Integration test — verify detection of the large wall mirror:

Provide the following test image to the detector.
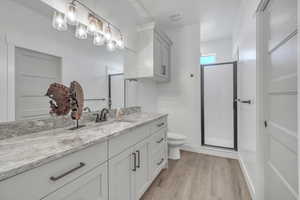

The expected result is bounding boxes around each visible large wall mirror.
[0,0,124,122]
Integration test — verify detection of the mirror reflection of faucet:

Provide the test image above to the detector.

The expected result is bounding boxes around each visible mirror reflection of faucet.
[83,107,92,113]
[116,108,124,121]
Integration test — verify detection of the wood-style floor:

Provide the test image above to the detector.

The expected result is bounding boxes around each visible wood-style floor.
[141,151,252,200]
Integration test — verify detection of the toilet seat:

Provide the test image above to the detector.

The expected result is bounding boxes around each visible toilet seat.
[168,133,186,141]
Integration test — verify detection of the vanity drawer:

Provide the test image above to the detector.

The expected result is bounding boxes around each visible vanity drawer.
[149,145,166,181]
[0,142,108,200]
[149,128,167,153]
[109,125,150,158]
[150,117,167,134]
[41,162,108,200]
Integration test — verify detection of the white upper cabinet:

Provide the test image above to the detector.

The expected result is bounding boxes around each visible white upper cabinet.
[124,22,172,82]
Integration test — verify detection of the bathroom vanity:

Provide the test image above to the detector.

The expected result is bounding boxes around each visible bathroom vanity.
[0,109,168,200]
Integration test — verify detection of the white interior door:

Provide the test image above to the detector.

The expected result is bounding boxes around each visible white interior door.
[264,0,298,199]
[15,47,61,120]
[202,63,236,149]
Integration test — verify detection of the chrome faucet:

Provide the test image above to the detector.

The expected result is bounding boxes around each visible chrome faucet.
[95,108,110,123]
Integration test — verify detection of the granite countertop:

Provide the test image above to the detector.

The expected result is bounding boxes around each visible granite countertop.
[0,112,167,182]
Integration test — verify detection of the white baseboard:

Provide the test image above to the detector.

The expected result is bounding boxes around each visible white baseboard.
[181,144,238,159]
[238,155,255,199]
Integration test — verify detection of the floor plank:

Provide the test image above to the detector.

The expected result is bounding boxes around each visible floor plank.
[141,151,252,200]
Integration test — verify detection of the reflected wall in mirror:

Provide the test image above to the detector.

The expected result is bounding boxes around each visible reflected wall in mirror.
[0,0,124,122]
[15,47,62,120]
[108,73,139,109]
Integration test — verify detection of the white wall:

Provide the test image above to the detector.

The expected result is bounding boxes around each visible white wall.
[136,79,158,113]
[201,38,233,63]
[157,23,201,151]
[0,0,124,121]
[232,0,261,197]
[298,0,300,196]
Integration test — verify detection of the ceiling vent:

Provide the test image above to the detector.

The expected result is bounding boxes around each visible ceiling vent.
[169,13,182,22]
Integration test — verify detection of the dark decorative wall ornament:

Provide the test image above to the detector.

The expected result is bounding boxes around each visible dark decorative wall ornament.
[70,81,84,120]
[46,81,84,129]
[46,83,71,116]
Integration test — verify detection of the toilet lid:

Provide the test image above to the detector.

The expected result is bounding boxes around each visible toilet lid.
[168,133,186,141]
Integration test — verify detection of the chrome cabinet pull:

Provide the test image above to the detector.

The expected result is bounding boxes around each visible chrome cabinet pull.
[136,150,141,168]
[132,152,137,172]
[157,122,165,127]
[50,162,85,181]
[156,138,164,144]
[157,158,164,166]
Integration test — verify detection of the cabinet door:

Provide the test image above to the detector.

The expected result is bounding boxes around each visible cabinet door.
[133,140,149,200]
[153,34,161,76]
[109,148,135,200]
[42,163,108,200]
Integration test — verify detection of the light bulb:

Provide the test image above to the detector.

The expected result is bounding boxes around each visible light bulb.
[52,11,67,31]
[107,40,116,51]
[66,2,77,25]
[88,15,98,35]
[104,25,112,41]
[93,33,105,46]
[116,35,125,49]
[75,24,88,39]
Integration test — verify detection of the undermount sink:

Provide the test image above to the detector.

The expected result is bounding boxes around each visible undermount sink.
[66,119,137,131]
[114,119,137,123]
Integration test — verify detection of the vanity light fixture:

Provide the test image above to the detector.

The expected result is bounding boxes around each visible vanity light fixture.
[116,34,124,49]
[93,33,106,46]
[51,0,125,52]
[75,23,88,39]
[104,24,112,41]
[88,14,99,35]
[107,40,116,51]
[66,2,77,25]
[52,11,68,31]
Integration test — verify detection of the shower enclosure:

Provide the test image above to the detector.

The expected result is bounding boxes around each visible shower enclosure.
[201,61,238,150]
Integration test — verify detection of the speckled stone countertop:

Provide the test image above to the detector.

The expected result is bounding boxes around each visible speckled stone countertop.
[0,112,167,181]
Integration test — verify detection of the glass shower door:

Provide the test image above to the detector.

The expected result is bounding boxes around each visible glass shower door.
[201,62,237,150]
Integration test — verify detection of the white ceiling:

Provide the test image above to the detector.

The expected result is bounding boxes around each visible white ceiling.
[130,0,241,42]
[15,0,240,42]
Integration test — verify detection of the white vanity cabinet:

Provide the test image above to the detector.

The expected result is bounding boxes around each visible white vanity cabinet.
[108,140,149,200]
[148,129,167,181]
[0,142,108,200]
[109,117,167,200]
[0,116,168,200]
[124,23,172,82]
[132,139,149,200]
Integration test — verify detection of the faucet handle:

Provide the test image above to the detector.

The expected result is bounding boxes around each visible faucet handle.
[116,108,124,121]
[94,113,101,122]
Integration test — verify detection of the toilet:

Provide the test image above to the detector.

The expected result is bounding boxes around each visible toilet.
[167,132,186,160]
